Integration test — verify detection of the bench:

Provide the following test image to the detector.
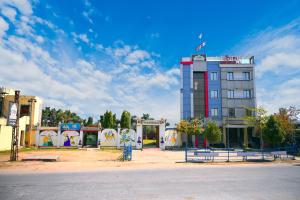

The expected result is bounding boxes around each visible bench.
[270,151,287,160]
[237,152,258,161]
[192,152,219,161]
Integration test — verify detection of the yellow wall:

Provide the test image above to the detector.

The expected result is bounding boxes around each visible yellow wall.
[0,125,12,151]
[1,94,42,147]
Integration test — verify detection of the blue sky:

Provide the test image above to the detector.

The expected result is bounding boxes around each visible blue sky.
[0,0,300,125]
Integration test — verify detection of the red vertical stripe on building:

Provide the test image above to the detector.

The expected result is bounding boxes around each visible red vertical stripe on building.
[204,71,209,118]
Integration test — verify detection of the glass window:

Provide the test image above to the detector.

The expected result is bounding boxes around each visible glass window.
[210,72,217,80]
[211,90,218,99]
[211,108,218,117]
[227,90,234,98]
[243,90,251,98]
[227,72,234,80]
[243,72,250,80]
[229,108,235,117]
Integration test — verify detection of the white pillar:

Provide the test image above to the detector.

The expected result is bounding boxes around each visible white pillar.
[159,124,165,150]
[117,127,121,149]
[57,123,61,148]
[79,130,83,148]
[97,130,101,148]
[136,124,142,149]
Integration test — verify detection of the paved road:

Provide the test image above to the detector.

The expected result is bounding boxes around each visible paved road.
[0,165,300,200]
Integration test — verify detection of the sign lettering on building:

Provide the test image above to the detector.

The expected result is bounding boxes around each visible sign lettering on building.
[60,123,81,131]
[193,54,206,61]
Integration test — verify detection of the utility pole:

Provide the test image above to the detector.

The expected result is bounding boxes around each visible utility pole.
[28,98,37,147]
[10,90,20,161]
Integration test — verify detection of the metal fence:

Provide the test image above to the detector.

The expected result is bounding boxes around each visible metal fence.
[185,146,296,162]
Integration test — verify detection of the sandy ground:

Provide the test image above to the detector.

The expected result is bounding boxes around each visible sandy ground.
[0,148,299,173]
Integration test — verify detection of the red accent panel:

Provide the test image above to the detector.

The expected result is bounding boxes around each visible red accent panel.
[195,137,199,148]
[203,138,207,148]
[180,61,193,65]
[204,72,209,118]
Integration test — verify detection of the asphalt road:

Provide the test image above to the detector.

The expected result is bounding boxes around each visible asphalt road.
[0,165,300,200]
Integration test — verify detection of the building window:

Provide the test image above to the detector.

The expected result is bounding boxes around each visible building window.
[211,90,218,99]
[211,108,218,117]
[229,108,235,117]
[243,72,250,80]
[227,90,234,98]
[20,105,30,117]
[210,72,217,80]
[227,72,234,80]
[243,90,251,98]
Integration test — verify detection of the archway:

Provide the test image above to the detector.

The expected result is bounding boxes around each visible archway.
[136,118,166,150]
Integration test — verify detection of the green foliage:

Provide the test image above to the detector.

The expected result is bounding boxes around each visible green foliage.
[263,115,285,147]
[120,110,131,129]
[176,119,204,135]
[203,121,222,144]
[41,107,82,126]
[101,110,116,129]
[176,120,191,135]
[84,116,93,126]
[243,106,268,134]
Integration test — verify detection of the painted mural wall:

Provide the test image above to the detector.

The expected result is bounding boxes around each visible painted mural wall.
[164,129,182,147]
[61,130,80,147]
[39,130,58,147]
[119,129,136,146]
[100,129,117,146]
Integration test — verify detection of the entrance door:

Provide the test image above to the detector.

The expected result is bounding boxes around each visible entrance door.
[142,125,159,148]
[83,132,98,147]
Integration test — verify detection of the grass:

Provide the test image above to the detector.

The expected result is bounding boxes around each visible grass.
[143,139,156,146]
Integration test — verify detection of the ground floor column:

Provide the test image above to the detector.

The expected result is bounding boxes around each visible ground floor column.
[79,130,83,148]
[222,126,226,147]
[159,124,165,150]
[243,128,248,148]
[136,125,142,149]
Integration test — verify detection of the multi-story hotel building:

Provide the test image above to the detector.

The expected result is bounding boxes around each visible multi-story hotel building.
[180,55,257,148]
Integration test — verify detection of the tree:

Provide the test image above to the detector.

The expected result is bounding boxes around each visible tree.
[101,111,115,129]
[243,106,268,149]
[131,115,137,130]
[203,121,222,144]
[120,110,131,129]
[84,116,93,126]
[176,119,204,147]
[41,107,83,126]
[263,115,285,148]
[274,106,300,145]
[176,120,191,136]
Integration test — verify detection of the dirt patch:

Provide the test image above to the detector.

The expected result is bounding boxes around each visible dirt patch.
[0,148,299,173]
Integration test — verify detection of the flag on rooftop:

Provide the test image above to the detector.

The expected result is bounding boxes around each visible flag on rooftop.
[196,42,206,51]
[198,33,202,40]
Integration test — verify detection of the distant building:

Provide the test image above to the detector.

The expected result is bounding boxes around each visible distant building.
[0,87,43,150]
[180,55,257,148]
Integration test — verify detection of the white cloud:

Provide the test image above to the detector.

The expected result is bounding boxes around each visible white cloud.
[234,18,300,114]
[125,50,151,65]
[150,32,160,39]
[78,34,89,44]
[0,17,9,38]
[0,0,181,126]
[1,6,17,22]
[0,0,32,16]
